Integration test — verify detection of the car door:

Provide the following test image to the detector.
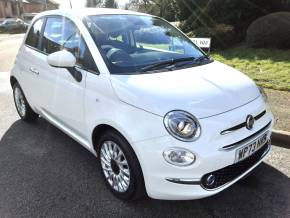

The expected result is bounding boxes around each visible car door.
[37,16,99,142]
[19,18,45,110]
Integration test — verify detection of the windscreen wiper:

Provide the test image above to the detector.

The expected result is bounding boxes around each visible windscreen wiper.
[175,55,213,68]
[194,55,212,63]
[140,57,196,72]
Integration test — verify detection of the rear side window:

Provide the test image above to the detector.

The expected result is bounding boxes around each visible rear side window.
[42,16,98,73]
[25,18,44,49]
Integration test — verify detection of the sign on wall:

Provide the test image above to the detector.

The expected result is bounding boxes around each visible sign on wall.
[190,38,211,51]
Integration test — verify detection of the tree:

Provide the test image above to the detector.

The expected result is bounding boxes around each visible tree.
[123,0,290,47]
[175,0,206,21]
[105,0,118,8]
[85,0,103,7]
[17,0,24,18]
[85,0,117,8]
[126,0,178,21]
[176,0,290,41]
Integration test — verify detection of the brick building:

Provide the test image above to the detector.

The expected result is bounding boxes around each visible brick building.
[0,0,59,18]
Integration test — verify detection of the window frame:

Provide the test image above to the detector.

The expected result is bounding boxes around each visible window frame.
[25,15,99,75]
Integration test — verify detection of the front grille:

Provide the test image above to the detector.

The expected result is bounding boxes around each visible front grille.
[222,121,271,150]
[201,143,270,190]
[220,110,266,135]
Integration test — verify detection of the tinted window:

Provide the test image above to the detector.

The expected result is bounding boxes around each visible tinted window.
[25,18,44,49]
[42,16,98,73]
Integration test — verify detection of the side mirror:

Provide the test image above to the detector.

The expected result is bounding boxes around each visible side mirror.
[47,50,76,68]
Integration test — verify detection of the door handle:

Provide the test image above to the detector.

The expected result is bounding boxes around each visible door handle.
[29,67,39,75]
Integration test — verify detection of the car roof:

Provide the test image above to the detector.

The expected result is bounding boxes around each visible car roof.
[34,8,151,21]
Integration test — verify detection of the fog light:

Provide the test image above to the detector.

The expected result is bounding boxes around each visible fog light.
[205,174,216,186]
[163,148,196,166]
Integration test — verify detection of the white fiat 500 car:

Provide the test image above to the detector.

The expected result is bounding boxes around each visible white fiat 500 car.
[11,9,273,201]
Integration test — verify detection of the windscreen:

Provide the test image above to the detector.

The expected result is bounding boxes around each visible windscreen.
[84,15,208,74]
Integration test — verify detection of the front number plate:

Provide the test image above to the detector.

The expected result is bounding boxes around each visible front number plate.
[235,132,268,163]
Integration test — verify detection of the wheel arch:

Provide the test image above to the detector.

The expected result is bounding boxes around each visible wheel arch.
[91,124,132,153]
[10,76,18,88]
[91,123,146,198]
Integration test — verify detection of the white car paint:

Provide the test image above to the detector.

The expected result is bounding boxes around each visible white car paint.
[11,8,273,200]
[47,50,76,68]
[111,61,260,118]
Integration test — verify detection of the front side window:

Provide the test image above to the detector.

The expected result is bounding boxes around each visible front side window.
[42,17,76,54]
[42,16,98,73]
[84,15,210,75]
[25,18,44,49]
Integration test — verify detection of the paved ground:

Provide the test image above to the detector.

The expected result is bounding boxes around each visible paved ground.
[0,34,24,72]
[0,35,290,218]
[266,89,290,132]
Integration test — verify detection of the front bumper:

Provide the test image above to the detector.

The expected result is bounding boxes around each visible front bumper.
[131,96,273,200]
[133,137,271,200]
[200,142,270,190]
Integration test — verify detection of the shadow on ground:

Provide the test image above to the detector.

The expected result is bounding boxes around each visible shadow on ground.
[0,119,289,217]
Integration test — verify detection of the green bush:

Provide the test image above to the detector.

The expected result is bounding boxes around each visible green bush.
[187,24,237,49]
[176,0,290,48]
[176,0,289,42]
[246,12,290,49]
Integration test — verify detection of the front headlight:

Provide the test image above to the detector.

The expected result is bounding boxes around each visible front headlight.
[164,110,201,142]
[258,86,268,102]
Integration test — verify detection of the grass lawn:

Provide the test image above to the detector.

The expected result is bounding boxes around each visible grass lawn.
[212,46,290,91]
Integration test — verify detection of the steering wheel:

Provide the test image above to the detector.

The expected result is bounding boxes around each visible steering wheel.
[101,44,114,53]
[106,48,132,66]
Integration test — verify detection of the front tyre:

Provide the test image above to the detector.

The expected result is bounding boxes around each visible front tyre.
[13,82,38,122]
[97,131,145,201]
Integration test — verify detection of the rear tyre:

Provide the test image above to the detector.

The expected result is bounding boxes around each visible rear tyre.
[13,82,38,122]
[97,130,145,201]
